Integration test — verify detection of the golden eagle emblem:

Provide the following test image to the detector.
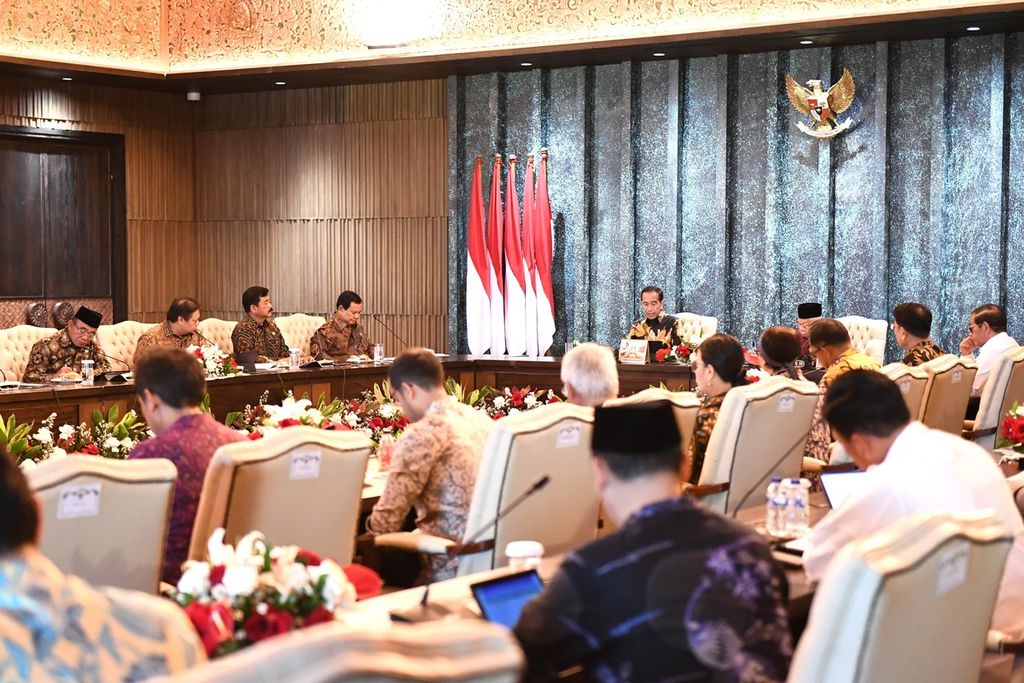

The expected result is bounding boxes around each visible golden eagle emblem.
[785,67,855,138]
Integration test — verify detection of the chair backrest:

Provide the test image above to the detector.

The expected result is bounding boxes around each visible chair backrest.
[189,426,373,565]
[670,311,718,341]
[96,320,152,370]
[603,387,701,458]
[150,619,522,683]
[25,455,177,593]
[789,510,1012,683]
[972,347,1024,450]
[919,354,978,435]
[698,376,819,515]
[836,315,888,365]
[0,324,57,379]
[458,403,597,577]
[197,317,237,353]
[879,362,930,421]
[276,313,327,357]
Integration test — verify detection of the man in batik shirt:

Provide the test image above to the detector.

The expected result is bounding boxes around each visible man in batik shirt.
[22,306,110,382]
[230,285,288,361]
[0,445,204,680]
[627,286,685,349]
[366,349,493,580]
[892,302,945,367]
[515,401,791,681]
[309,290,373,360]
[133,297,215,365]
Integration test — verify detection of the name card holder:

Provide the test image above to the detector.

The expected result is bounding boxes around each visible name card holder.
[619,339,649,365]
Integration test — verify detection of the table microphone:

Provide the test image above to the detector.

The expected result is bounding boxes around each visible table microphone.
[728,428,813,519]
[391,474,551,623]
[368,313,410,353]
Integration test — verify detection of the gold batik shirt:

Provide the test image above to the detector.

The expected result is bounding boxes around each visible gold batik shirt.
[628,312,685,347]
[133,322,215,365]
[804,349,881,462]
[901,339,945,367]
[309,318,372,360]
[230,314,288,359]
[22,329,110,383]
[687,393,725,485]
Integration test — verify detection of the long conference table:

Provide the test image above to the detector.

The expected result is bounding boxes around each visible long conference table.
[0,356,694,426]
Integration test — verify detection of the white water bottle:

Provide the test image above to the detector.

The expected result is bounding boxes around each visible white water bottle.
[785,478,810,537]
[765,477,783,537]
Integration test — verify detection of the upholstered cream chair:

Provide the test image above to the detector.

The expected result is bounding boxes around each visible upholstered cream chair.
[604,387,701,456]
[879,362,930,420]
[836,315,887,365]
[276,313,327,357]
[789,510,1012,683]
[964,347,1024,451]
[919,354,978,435]
[670,311,718,341]
[150,619,522,683]
[0,324,56,380]
[695,376,818,515]
[25,455,177,593]
[96,320,151,370]
[197,318,237,353]
[375,403,597,577]
[189,426,373,565]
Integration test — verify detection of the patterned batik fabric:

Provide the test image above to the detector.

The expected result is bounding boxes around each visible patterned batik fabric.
[366,397,494,580]
[687,393,726,485]
[804,349,882,463]
[514,496,792,683]
[230,313,288,360]
[901,339,946,367]
[308,318,372,360]
[0,549,205,682]
[133,321,215,365]
[627,312,684,347]
[22,329,110,383]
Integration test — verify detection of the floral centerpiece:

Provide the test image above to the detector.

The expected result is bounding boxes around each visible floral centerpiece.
[170,528,368,658]
[654,338,698,364]
[225,391,351,440]
[336,382,410,444]
[482,385,560,419]
[188,345,241,379]
[17,406,151,468]
[998,402,1024,455]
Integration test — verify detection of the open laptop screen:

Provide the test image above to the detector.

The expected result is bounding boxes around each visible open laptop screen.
[820,470,867,510]
[470,570,544,629]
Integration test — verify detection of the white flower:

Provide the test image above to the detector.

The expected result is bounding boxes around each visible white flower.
[221,564,260,598]
[492,396,507,409]
[379,404,398,420]
[305,408,325,426]
[344,412,360,428]
[103,436,121,452]
[508,408,521,416]
[275,562,313,596]
[19,459,36,471]
[58,424,76,441]
[308,560,356,610]
[270,545,299,566]
[120,437,134,451]
[523,393,538,407]
[177,562,212,597]
[50,448,67,461]
[32,428,52,444]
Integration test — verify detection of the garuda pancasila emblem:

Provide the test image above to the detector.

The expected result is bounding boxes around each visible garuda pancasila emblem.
[785,68,855,139]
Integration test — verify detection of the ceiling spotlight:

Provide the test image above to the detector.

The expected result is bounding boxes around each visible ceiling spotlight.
[652,51,666,57]
[61,76,73,81]
[800,39,814,45]
[275,81,286,86]
[966,25,981,31]
[520,62,533,67]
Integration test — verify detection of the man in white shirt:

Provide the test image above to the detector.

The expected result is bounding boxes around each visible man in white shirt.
[960,303,1020,398]
[803,369,1024,682]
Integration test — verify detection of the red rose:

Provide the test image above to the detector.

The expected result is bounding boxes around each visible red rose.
[1003,417,1016,440]
[304,605,334,627]
[295,548,322,566]
[244,606,294,644]
[746,374,760,384]
[547,394,560,404]
[209,564,227,587]
[655,348,670,363]
[278,418,301,428]
[342,563,383,600]
[247,431,263,440]
[678,346,692,357]
[225,358,238,369]
[193,348,204,360]
[81,443,100,455]
[185,601,234,656]
[1011,418,1024,445]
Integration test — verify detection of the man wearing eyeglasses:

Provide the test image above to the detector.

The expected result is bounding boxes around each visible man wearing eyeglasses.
[22,306,111,382]
[959,303,1019,399]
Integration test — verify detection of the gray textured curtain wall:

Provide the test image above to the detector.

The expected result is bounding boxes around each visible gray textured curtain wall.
[447,34,1024,359]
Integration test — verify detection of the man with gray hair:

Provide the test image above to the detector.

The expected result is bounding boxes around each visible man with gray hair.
[560,343,619,406]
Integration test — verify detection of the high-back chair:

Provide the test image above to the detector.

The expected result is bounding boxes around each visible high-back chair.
[964,347,1024,451]
[25,455,177,593]
[375,403,597,577]
[879,362,930,420]
[150,619,522,683]
[670,311,718,341]
[189,426,373,565]
[276,313,327,357]
[837,315,887,365]
[197,318,237,353]
[696,376,818,515]
[604,387,701,456]
[96,320,151,370]
[919,354,978,435]
[789,510,1012,683]
[0,324,56,380]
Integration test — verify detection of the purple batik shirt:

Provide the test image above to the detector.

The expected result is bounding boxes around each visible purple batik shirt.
[130,413,245,584]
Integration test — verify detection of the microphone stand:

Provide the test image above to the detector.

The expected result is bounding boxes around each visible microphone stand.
[369,313,410,354]
[391,474,551,623]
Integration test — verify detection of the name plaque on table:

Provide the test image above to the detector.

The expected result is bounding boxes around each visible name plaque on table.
[618,339,649,365]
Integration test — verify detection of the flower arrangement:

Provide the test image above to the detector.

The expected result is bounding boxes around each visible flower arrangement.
[444,377,492,408]
[225,391,350,440]
[0,414,43,464]
[336,382,410,444]
[170,528,370,658]
[654,339,698,364]
[998,402,1024,454]
[188,345,241,379]
[482,385,561,419]
[17,406,151,468]
[745,368,770,384]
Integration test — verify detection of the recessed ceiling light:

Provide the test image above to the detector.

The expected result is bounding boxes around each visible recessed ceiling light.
[520,62,532,67]
[274,81,286,86]
[966,25,981,31]
[61,76,73,81]
[800,39,814,45]
[652,52,666,57]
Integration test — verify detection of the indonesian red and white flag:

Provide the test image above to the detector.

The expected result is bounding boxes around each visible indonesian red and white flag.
[534,150,556,355]
[521,154,538,357]
[503,156,528,356]
[486,155,505,355]
[465,156,490,355]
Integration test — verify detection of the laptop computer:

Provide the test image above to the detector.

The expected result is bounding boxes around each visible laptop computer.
[820,470,867,510]
[470,570,544,629]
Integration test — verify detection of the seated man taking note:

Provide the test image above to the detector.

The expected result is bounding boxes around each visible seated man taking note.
[22,306,110,383]
[515,401,792,682]
[309,290,373,360]
[133,297,214,365]
[231,285,288,361]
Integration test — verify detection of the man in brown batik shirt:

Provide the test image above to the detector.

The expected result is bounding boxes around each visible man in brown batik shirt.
[231,285,288,361]
[309,290,373,360]
[134,297,214,365]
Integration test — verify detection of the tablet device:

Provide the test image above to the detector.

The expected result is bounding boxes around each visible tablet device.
[820,470,867,510]
[470,570,544,629]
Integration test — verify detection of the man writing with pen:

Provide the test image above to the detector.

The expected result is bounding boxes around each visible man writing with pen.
[309,291,374,361]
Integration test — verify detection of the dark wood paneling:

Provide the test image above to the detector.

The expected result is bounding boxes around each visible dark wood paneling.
[0,138,43,296]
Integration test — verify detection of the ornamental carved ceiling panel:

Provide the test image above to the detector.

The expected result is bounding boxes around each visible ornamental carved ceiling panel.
[0,0,1007,73]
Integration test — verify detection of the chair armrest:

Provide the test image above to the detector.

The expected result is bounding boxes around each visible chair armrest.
[962,423,998,440]
[802,457,826,473]
[687,483,730,498]
[986,629,1024,654]
[374,531,456,555]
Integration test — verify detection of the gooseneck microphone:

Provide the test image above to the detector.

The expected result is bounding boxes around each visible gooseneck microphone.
[391,474,551,623]
[368,313,410,353]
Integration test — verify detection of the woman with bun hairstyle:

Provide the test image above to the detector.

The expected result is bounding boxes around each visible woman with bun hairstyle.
[686,333,746,484]
[757,326,804,380]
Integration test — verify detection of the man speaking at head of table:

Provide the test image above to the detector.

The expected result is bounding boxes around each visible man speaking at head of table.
[626,286,686,352]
